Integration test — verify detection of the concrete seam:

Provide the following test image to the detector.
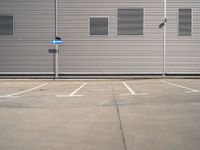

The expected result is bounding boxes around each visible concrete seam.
[111,81,127,150]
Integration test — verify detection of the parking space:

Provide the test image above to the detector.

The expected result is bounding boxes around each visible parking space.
[0,79,200,150]
[0,81,48,98]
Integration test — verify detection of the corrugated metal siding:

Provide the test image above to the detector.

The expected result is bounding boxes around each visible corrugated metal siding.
[0,0,199,75]
[0,0,54,73]
[166,0,200,73]
[59,0,164,74]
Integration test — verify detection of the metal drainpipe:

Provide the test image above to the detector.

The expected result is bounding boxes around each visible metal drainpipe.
[55,0,59,79]
[163,0,167,78]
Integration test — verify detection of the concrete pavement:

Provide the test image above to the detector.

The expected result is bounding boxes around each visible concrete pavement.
[0,79,200,150]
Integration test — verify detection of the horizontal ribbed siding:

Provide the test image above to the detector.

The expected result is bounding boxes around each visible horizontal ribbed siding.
[0,0,199,75]
[0,0,54,73]
[59,0,163,73]
[166,0,200,73]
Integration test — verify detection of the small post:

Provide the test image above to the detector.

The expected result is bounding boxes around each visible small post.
[55,0,59,79]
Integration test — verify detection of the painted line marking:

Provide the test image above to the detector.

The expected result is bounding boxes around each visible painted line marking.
[0,83,48,98]
[121,82,148,96]
[57,83,87,97]
[161,80,200,93]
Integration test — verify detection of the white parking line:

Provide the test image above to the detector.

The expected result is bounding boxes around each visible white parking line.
[0,83,48,98]
[161,80,200,93]
[121,82,148,96]
[57,83,87,97]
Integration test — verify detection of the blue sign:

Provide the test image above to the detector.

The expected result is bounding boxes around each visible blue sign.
[51,39,63,45]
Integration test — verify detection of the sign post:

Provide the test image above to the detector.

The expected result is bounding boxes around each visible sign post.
[50,40,63,81]
[55,0,58,79]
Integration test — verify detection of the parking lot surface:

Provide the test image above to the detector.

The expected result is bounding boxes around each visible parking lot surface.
[0,79,200,150]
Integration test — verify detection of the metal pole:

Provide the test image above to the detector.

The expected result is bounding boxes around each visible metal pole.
[163,0,167,78]
[55,0,59,79]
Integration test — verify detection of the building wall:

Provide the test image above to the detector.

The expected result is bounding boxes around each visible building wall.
[0,0,54,74]
[58,0,164,74]
[0,0,199,75]
[166,0,200,73]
